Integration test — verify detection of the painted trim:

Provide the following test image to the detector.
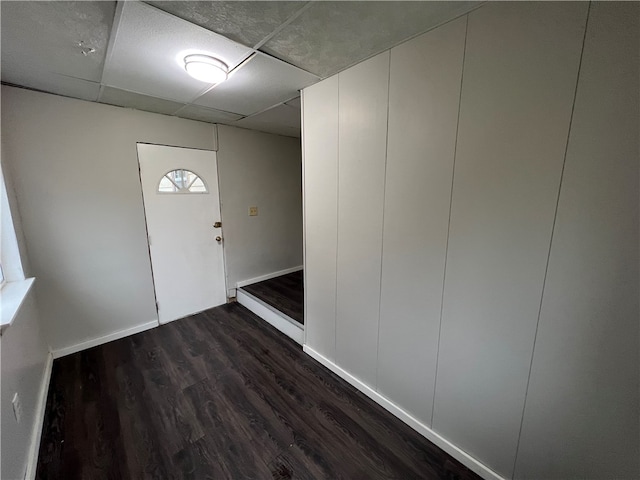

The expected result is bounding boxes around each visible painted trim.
[303,345,505,480]
[300,90,309,347]
[51,320,158,359]
[25,352,53,480]
[0,277,35,334]
[235,265,303,289]
[237,289,304,345]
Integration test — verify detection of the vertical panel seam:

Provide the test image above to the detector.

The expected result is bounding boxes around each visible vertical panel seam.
[375,50,393,391]
[334,75,340,362]
[430,14,469,427]
[510,4,591,478]
[250,1,315,51]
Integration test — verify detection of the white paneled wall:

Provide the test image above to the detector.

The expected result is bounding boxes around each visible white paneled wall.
[514,3,640,478]
[302,2,638,479]
[302,76,339,360]
[377,17,466,425]
[432,3,588,476]
[335,52,390,387]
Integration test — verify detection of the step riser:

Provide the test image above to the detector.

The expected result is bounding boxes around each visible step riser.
[237,289,304,345]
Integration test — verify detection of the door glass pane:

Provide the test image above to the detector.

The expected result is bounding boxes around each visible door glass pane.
[189,177,207,192]
[158,169,208,194]
[158,175,176,192]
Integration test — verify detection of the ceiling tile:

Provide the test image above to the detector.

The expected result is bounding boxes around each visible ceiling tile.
[262,1,481,77]
[1,1,115,83]
[194,52,318,116]
[145,1,308,49]
[175,104,244,124]
[235,104,301,138]
[99,87,184,115]
[102,1,253,103]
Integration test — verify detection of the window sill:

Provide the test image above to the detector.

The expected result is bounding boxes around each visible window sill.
[0,277,35,335]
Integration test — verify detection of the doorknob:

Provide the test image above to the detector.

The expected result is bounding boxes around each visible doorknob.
[213,221,222,228]
[215,236,222,242]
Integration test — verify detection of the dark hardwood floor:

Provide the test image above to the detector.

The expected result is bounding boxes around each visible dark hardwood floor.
[36,303,480,480]
[242,270,304,324]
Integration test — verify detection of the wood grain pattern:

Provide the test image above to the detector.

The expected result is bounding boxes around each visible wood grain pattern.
[36,303,479,480]
[241,270,304,324]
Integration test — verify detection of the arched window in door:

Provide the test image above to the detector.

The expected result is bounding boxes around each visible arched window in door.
[157,169,208,193]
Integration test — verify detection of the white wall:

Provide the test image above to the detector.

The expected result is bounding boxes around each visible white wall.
[302,2,639,479]
[433,3,587,474]
[335,51,389,387]
[1,147,50,480]
[1,294,50,480]
[2,86,215,353]
[1,87,303,354]
[378,14,465,425]
[302,76,339,360]
[217,125,303,293]
[514,3,639,478]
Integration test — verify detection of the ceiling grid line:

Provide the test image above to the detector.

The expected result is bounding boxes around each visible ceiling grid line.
[1,1,484,138]
[250,1,316,52]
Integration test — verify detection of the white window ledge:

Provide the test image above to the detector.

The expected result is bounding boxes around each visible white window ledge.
[0,277,35,335]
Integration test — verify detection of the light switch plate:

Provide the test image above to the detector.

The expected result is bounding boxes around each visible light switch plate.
[249,206,258,216]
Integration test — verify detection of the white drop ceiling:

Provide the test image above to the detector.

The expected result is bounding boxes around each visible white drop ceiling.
[1,1,482,138]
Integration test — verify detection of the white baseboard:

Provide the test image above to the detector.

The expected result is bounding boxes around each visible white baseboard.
[237,289,304,345]
[51,320,158,359]
[302,345,505,480]
[235,265,303,289]
[25,352,53,480]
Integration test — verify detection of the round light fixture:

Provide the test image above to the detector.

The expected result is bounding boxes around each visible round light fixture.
[184,55,228,84]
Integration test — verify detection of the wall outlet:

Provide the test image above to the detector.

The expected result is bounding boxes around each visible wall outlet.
[12,392,22,423]
[249,206,258,216]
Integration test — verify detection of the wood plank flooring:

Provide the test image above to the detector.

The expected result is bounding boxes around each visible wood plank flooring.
[242,270,304,324]
[36,303,480,480]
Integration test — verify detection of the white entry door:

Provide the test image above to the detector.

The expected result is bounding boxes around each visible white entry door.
[137,143,227,324]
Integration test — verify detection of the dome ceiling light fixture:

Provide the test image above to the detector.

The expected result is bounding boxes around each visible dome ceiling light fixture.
[184,54,229,84]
